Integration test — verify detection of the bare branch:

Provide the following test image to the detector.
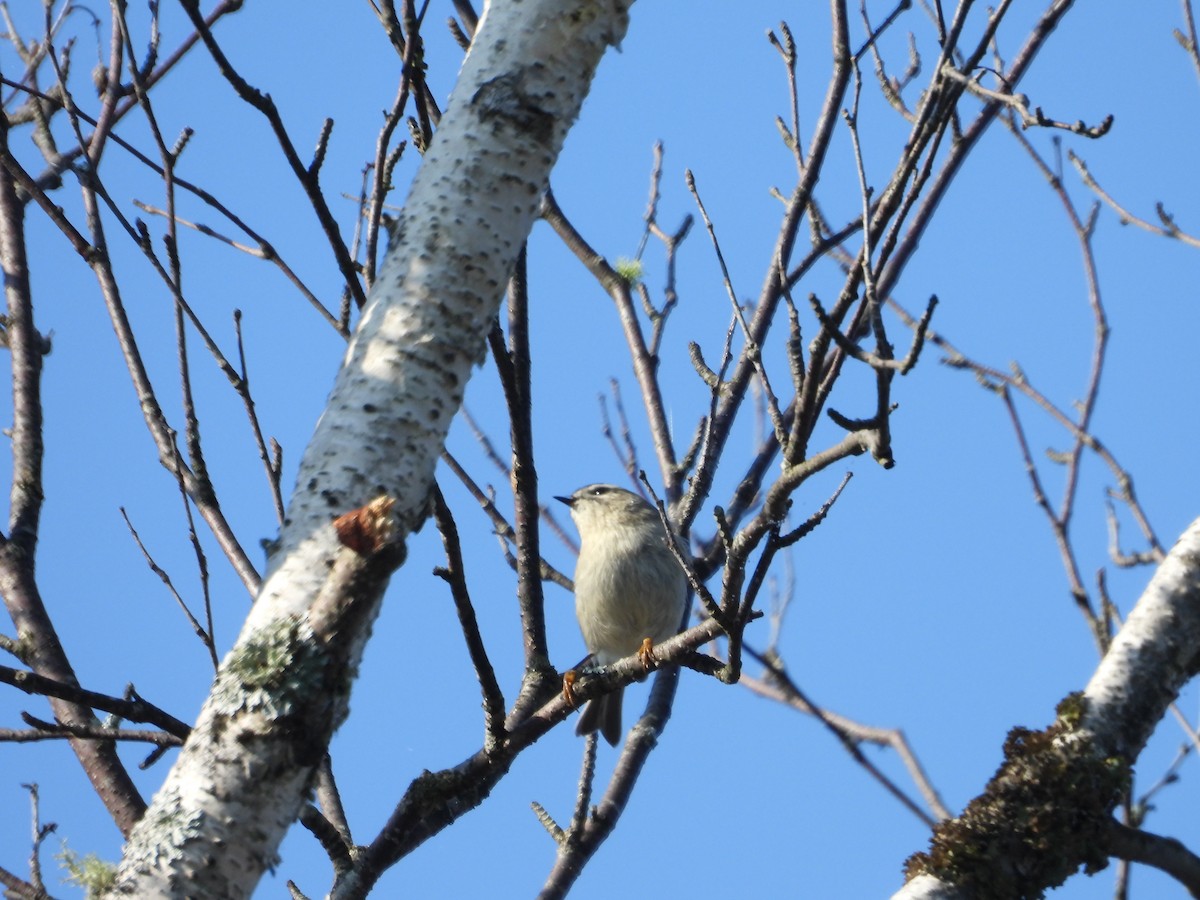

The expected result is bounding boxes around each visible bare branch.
[1069,150,1200,249]
[1105,822,1200,898]
[0,664,189,738]
[430,486,506,747]
[176,0,367,311]
[120,507,219,670]
[942,63,1113,137]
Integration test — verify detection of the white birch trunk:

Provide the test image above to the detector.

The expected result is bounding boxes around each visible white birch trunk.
[105,2,633,896]
[893,517,1200,899]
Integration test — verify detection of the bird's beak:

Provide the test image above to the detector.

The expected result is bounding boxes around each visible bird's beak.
[554,495,574,507]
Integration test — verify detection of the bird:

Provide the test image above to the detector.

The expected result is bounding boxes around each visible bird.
[555,483,689,746]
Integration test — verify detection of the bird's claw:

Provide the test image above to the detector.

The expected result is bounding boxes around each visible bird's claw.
[562,669,579,708]
[637,637,658,671]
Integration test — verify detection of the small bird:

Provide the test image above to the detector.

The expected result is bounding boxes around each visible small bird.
[556,484,689,746]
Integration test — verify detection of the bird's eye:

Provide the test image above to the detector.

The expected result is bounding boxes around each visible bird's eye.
[590,486,608,496]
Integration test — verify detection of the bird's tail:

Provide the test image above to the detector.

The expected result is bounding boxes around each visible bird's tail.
[576,686,624,747]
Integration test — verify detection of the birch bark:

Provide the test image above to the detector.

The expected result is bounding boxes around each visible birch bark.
[106,2,634,896]
[894,518,1200,899]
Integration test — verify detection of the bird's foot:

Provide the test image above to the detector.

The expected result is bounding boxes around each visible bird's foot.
[637,637,658,671]
[562,669,579,708]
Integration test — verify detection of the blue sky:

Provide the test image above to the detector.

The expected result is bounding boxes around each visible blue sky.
[1,1,1198,897]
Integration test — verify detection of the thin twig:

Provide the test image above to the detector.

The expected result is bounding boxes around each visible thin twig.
[941,62,1113,137]
[120,507,219,669]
